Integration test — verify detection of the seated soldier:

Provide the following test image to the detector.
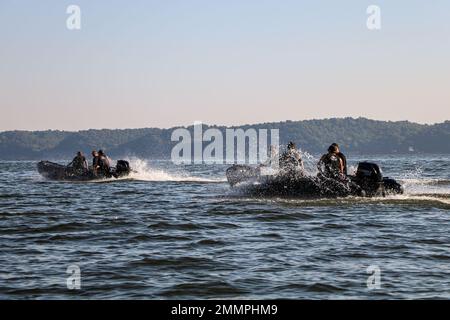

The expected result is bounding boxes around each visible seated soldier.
[318,144,344,179]
[68,151,88,174]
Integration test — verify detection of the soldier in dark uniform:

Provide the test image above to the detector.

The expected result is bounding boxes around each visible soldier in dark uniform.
[331,143,347,176]
[68,151,88,174]
[318,145,344,179]
[97,150,111,177]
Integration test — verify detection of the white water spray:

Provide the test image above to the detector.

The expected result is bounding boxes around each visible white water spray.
[125,158,226,183]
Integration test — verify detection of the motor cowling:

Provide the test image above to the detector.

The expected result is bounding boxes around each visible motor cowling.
[355,162,384,196]
[115,160,130,175]
[356,162,383,182]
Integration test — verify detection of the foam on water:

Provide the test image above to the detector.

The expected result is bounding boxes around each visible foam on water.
[397,167,450,195]
[226,193,450,208]
[126,158,225,183]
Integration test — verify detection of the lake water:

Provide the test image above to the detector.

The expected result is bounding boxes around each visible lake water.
[0,155,449,299]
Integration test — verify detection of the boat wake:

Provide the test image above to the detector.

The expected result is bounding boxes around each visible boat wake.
[227,172,450,208]
[225,190,450,209]
[124,159,226,183]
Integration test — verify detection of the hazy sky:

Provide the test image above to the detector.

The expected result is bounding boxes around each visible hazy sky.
[1,0,449,131]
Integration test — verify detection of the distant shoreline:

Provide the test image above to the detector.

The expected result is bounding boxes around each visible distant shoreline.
[1,117,449,160]
[1,117,449,134]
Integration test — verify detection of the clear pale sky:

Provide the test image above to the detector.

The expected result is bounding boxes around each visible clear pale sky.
[1,0,449,131]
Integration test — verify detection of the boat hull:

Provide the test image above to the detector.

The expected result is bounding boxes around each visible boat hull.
[226,164,403,198]
[37,161,131,181]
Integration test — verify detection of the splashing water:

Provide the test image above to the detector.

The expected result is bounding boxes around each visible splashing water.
[396,166,450,195]
[299,150,320,176]
[125,158,225,183]
[232,149,450,204]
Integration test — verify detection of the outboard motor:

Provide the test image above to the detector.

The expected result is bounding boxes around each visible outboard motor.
[115,160,131,177]
[355,162,385,196]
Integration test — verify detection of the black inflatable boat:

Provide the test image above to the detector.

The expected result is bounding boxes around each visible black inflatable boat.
[226,162,403,197]
[37,160,131,181]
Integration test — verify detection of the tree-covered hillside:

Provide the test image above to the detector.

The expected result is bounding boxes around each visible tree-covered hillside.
[0,118,448,160]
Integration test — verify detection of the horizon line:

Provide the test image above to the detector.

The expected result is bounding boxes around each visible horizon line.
[1,117,449,134]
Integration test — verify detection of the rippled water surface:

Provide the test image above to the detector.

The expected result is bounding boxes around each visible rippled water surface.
[0,155,449,299]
